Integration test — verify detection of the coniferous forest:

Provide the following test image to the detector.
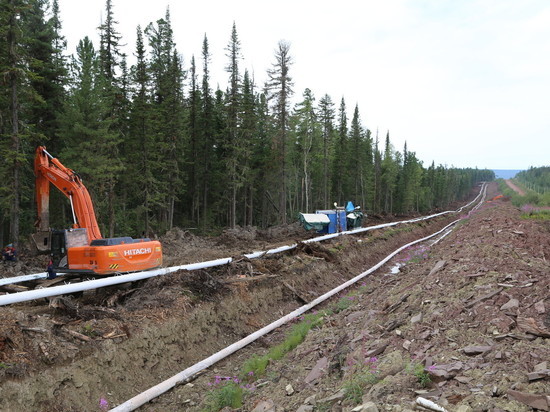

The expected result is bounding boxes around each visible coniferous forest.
[0,0,495,248]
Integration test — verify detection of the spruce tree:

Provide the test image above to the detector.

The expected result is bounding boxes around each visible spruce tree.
[317,94,335,208]
[198,34,215,228]
[127,26,155,235]
[145,9,184,231]
[224,22,242,228]
[267,40,293,224]
[0,0,27,249]
[331,98,348,204]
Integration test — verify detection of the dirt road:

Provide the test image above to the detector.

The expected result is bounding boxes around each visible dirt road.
[505,179,526,196]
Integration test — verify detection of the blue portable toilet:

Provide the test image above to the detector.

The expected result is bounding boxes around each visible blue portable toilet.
[315,208,347,234]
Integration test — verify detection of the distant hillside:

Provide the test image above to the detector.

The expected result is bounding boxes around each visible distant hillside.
[493,169,523,179]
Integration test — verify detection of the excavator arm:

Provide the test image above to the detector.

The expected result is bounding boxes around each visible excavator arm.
[34,146,102,243]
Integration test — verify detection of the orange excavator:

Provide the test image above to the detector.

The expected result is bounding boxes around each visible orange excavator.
[33,146,162,275]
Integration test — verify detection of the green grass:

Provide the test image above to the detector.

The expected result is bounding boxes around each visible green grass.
[202,381,243,412]
[342,361,381,403]
[240,312,325,378]
[407,362,431,388]
[521,209,550,220]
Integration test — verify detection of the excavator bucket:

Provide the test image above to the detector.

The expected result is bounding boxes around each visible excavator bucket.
[31,230,51,253]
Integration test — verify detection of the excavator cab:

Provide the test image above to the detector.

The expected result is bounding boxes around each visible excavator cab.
[50,229,91,272]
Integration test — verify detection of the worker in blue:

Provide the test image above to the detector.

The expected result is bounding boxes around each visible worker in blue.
[46,258,57,280]
[2,244,16,262]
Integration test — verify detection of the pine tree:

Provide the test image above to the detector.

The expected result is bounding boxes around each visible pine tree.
[97,0,126,236]
[198,34,214,228]
[22,0,67,146]
[224,22,242,228]
[267,40,293,224]
[373,130,383,213]
[145,9,184,231]
[58,37,120,235]
[126,26,155,235]
[291,88,321,213]
[240,70,260,226]
[317,94,335,208]
[185,55,201,224]
[0,0,28,249]
[332,98,348,204]
[381,131,398,213]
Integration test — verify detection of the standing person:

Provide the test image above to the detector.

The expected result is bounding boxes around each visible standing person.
[46,258,57,280]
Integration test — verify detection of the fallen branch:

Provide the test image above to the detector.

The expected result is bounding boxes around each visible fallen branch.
[64,329,92,342]
[21,327,48,334]
[464,287,504,308]
[280,280,309,304]
[221,274,277,284]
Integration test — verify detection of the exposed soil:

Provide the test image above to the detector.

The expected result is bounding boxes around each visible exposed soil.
[505,180,526,196]
[0,182,548,412]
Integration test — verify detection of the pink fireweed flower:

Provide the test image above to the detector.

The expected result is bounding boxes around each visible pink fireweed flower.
[99,398,109,411]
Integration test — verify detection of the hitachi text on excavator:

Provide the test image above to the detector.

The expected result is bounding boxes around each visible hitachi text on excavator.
[33,146,162,275]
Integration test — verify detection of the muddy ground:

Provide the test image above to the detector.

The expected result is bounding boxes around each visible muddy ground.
[0,181,548,412]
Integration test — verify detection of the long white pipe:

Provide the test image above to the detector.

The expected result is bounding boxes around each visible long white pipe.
[0,183,486,305]
[111,186,487,411]
[110,218,462,412]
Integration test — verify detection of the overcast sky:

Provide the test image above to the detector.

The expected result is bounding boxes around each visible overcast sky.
[57,0,550,171]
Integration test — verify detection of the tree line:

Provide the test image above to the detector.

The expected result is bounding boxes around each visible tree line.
[0,0,494,249]
[515,166,550,195]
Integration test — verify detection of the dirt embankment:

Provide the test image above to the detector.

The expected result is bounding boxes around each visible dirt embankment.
[1,182,548,411]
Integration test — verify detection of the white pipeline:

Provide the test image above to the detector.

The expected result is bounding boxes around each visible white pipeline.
[0,183,486,306]
[0,272,51,286]
[110,218,462,411]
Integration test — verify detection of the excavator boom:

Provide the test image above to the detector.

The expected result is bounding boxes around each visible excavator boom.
[33,146,162,275]
[35,146,102,242]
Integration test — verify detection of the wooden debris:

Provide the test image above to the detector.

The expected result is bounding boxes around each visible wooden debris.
[280,280,309,304]
[21,326,48,334]
[221,274,277,284]
[465,272,486,278]
[500,298,519,311]
[0,284,28,293]
[64,329,92,342]
[384,293,410,314]
[464,287,504,308]
[106,289,138,307]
